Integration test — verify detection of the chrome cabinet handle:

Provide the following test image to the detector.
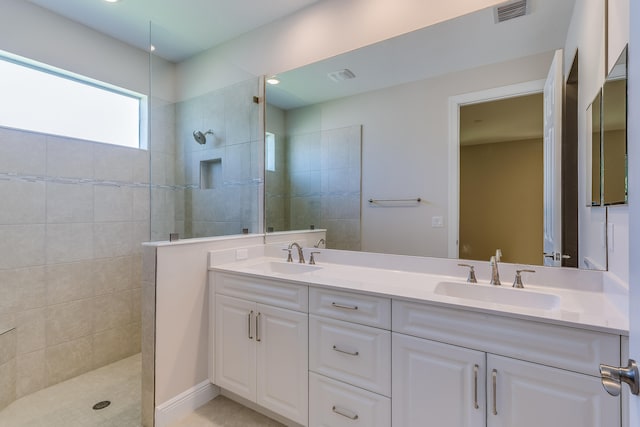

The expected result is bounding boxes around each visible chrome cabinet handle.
[473,364,479,409]
[331,302,358,310]
[255,312,261,342]
[248,311,253,339]
[332,405,359,420]
[492,369,498,415]
[332,345,359,356]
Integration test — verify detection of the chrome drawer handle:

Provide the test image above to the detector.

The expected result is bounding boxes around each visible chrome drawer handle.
[331,302,358,310]
[333,345,359,356]
[248,311,253,340]
[473,364,479,409]
[255,312,261,342]
[492,369,498,416]
[332,405,359,420]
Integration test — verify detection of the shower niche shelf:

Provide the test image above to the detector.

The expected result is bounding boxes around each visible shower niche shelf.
[200,158,222,189]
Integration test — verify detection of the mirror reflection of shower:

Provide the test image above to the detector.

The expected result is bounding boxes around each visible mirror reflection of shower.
[193,129,214,144]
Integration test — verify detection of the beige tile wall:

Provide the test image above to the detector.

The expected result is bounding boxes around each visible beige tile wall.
[0,126,148,405]
[287,125,362,250]
[0,328,16,411]
[173,78,262,240]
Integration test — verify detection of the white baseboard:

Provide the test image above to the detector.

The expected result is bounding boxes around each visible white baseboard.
[155,381,219,427]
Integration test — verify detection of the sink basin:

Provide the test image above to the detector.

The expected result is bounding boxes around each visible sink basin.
[246,261,322,275]
[434,281,560,310]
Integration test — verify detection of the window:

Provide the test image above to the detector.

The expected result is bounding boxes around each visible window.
[0,51,144,149]
[265,132,276,171]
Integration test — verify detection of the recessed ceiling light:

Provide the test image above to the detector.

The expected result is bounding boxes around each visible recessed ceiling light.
[103,0,121,3]
[266,76,280,85]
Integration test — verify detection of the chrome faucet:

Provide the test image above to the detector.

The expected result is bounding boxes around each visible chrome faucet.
[314,238,326,248]
[489,249,502,286]
[288,242,305,264]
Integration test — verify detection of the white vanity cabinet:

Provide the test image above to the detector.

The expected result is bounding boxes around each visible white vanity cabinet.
[392,300,622,427]
[392,333,486,426]
[487,354,619,427]
[214,273,309,426]
[308,287,392,427]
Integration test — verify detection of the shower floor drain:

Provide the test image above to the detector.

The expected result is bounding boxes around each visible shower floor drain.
[92,400,111,410]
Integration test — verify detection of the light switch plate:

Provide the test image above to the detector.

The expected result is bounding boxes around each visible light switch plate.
[431,216,444,228]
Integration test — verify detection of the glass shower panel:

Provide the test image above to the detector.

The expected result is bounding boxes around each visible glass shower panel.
[149,22,263,241]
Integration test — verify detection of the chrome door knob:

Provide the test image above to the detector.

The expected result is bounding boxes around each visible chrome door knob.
[599,359,639,396]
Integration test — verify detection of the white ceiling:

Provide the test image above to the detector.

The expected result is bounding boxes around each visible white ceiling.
[27,0,321,62]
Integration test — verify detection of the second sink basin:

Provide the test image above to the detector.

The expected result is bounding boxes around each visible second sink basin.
[434,281,560,310]
[246,261,322,275]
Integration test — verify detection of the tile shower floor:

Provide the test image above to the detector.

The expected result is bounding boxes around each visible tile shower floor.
[0,352,283,427]
[0,354,141,427]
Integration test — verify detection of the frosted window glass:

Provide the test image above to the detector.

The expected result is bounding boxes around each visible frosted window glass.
[0,54,142,148]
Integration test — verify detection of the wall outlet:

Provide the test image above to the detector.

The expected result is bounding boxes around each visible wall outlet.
[236,248,249,260]
[431,216,444,228]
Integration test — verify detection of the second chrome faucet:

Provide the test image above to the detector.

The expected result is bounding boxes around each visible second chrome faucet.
[490,249,502,286]
[287,242,305,264]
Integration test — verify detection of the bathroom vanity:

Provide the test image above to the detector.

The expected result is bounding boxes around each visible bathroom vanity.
[208,247,627,427]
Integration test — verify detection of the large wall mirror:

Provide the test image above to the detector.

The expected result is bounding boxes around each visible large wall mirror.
[265,0,607,270]
[602,46,628,205]
[587,46,628,207]
[588,90,602,206]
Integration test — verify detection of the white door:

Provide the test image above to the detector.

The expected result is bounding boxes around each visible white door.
[392,333,486,427]
[487,354,619,427]
[627,1,639,424]
[215,295,256,400]
[256,304,309,425]
[543,49,564,266]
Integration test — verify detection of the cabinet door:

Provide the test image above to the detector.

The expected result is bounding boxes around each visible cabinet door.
[487,354,620,427]
[392,333,486,427]
[256,304,309,426]
[215,295,256,400]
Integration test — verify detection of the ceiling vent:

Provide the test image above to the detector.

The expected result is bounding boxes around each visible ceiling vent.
[494,0,529,23]
[328,69,356,82]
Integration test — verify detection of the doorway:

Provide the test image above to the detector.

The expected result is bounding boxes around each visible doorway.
[459,93,544,264]
[447,80,546,262]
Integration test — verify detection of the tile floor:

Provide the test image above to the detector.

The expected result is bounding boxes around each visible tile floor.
[0,353,141,427]
[0,352,283,427]
[168,396,284,427]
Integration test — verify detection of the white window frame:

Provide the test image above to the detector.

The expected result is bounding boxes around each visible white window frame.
[0,50,147,149]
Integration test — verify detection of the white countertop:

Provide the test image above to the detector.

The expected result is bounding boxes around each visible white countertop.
[211,256,629,335]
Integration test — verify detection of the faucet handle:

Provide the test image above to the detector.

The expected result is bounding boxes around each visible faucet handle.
[458,264,477,283]
[495,249,502,262]
[310,251,321,265]
[282,248,293,263]
[513,269,535,288]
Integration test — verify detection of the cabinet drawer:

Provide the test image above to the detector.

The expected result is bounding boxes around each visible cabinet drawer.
[309,372,390,427]
[215,272,308,312]
[310,315,391,396]
[392,299,620,376]
[310,287,391,329]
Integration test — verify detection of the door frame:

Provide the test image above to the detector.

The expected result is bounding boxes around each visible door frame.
[447,80,546,258]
